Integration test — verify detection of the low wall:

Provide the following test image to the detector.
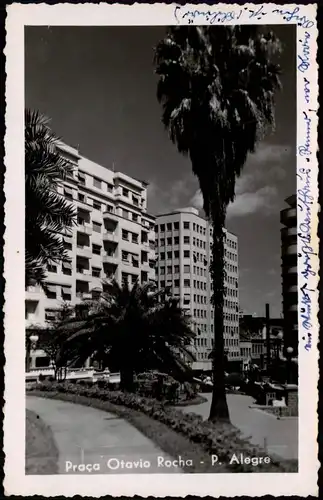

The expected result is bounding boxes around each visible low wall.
[250,404,297,417]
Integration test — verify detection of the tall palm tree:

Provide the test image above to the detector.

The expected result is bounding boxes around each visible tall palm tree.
[56,281,196,391]
[154,26,281,421]
[25,109,76,286]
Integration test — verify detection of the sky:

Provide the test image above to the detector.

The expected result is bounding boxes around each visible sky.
[25,25,296,318]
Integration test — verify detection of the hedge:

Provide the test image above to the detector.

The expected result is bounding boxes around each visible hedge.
[27,381,298,473]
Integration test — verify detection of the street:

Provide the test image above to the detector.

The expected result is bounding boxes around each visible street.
[180,393,298,460]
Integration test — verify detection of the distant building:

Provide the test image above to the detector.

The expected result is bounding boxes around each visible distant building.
[280,195,298,353]
[239,315,284,368]
[155,207,240,372]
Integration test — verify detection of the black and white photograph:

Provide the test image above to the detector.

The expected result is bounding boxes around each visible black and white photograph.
[4,3,319,497]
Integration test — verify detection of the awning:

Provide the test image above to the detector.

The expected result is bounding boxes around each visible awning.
[78,172,85,180]
[46,285,56,293]
[63,235,73,242]
[62,262,72,269]
[62,286,72,294]
[64,188,73,195]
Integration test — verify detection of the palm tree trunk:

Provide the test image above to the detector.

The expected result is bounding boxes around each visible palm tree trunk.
[209,219,230,422]
[120,367,134,392]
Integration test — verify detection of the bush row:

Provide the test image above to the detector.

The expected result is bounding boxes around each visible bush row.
[28,381,298,473]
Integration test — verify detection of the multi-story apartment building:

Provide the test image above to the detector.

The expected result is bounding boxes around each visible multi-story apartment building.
[280,195,298,353]
[155,207,240,372]
[25,142,156,368]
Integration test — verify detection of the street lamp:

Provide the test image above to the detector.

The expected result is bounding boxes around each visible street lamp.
[285,346,294,384]
[275,331,283,360]
[26,332,39,372]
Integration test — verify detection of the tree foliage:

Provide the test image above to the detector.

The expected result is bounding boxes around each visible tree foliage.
[25,109,76,286]
[154,26,281,421]
[56,281,196,391]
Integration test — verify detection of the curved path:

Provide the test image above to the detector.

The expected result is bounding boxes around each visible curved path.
[27,396,181,474]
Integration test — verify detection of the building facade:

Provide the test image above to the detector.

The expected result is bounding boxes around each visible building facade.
[155,207,240,372]
[25,142,156,368]
[280,195,298,353]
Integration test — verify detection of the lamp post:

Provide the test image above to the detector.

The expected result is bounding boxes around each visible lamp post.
[26,333,39,372]
[275,331,283,360]
[285,346,294,384]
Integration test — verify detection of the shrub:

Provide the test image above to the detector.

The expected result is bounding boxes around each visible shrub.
[28,381,297,473]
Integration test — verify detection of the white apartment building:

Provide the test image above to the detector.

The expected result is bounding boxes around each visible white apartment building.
[25,142,156,368]
[155,207,240,372]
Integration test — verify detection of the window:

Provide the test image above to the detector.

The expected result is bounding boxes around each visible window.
[184,279,190,287]
[193,223,196,231]
[78,193,85,202]
[174,250,179,258]
[183,250,190,258]
[92,244,101,255]
[173,222,179,230]
[160,252,165,260]
[160,267,165,275]
[167,237,172,245]
[160,224,165,232]
[93,177,101,189]
[62,262,72,275]
[132,196,139,206]
[122,230,129,241]
[78,172,86,185]
[93,222,101,233]
[167,266,172,274]
[183,221,190,229]
[160,280,165,288]
[155,225,158,233]
[122,272,128,285]
[122,188,129,197]
[48,264,57,273]
[63,241,72,251]
[64,188,73,200]
[122,251,128,262]
[167,251,172,259]
[131,274,138,284]
[184,236,190,244]
[122,209,129,219]
[132,233,138,244]
[174,265,180,273]
[184,265,190,274]
[92,267,101,278]
[106,204,113,213]
[174,279,180,287]
[174,236,179,245]
[167,223,172,231]
[107,183,113,193]
[160,238,165,246]
[93,201,101,211]
[132,213,138,222]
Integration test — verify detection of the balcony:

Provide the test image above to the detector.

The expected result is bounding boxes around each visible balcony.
[76,268,92,279]
[76,245,92,258]
[103,254,118,266]
[103,211,119,223]
[25,286,43,301]
[280,207,297,226]
[103,232,118,244]
[78,223,92,235]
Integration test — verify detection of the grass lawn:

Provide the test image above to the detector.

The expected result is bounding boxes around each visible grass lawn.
[30,390,229,473]
[25,409,59,474]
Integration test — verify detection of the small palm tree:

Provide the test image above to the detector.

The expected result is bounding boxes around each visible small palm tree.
[154,26,281,421]
[56,281,196,391]
[25,109,76,286]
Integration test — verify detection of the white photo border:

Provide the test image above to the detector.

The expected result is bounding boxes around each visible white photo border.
[4,3,319,497]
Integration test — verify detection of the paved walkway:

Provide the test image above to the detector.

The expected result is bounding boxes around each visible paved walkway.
[27,396,181,474]
[179,394,298,460]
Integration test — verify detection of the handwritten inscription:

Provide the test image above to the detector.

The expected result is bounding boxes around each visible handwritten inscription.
[298,111,312,157]
[298,31,311,73]
[174,5,315,28]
